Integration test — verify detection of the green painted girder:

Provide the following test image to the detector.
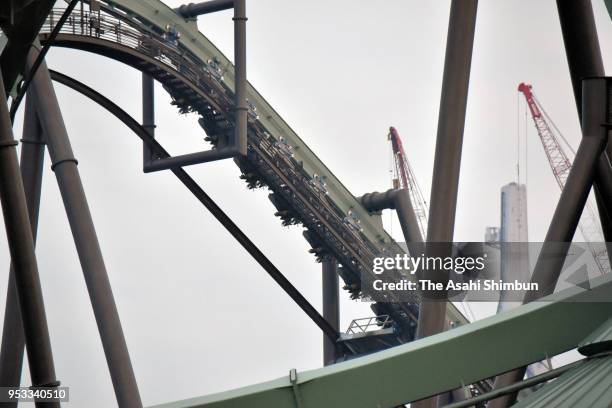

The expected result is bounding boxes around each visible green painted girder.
[149,275,612,408]
[513,316,612,407]
[513,315,612,407]
[513,354,612,407]
[578,316,612,356]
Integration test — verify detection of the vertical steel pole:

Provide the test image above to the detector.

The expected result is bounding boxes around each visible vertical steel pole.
[0,73,60,407]
[322,258,339,366]
[142,73,154,168]
[426,0,478,244]
[233,0,248,155]
[26,47,143,408]
[0,95,46,407]
[417,0,478,337]
[490,78,610,407]
[556,0,612,241]
[415,3,477,406]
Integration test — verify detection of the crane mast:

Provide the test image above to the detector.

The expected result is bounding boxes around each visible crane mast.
[518,82,610,275]
[388,127,428,239]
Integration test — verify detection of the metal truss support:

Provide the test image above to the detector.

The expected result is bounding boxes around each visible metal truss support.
[0,72,60,407]
[144,0,247,172]
[142,73,155,168]
[490,78,611,407]
[26,48,143,408]
[0,95,45,407]
[556,0,612,243]
[46,69,341,345]
[322,258,339,366]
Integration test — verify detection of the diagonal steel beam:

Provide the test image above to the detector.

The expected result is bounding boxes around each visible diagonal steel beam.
[46,69,341,345]
[27,47,143,408]
[556,0,612,243]
[490,77,611,408]
[0,70,59,406]
[417,3,478,404]
[0,94,45,408]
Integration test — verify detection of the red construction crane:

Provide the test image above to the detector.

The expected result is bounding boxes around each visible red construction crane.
[388,127,428,239]
[518,82,610,275]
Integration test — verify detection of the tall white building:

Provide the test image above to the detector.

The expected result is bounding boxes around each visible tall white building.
[498,182,530,310]
[498,183,550,377]
[500,182,528,242]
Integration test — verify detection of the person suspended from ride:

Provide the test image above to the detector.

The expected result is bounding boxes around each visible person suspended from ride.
[163,24,181,46]
[89,14,102,36]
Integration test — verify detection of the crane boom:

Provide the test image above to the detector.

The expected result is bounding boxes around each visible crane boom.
[518,82,610,275]
[388,127,428,239]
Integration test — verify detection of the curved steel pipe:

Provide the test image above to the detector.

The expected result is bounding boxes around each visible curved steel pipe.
[359,189,423,245]
[175,0,234,18]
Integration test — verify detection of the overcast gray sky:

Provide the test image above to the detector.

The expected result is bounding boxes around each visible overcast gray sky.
[2,0,612,406]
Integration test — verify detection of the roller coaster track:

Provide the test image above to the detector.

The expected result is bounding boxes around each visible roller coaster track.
[38,1,467,343]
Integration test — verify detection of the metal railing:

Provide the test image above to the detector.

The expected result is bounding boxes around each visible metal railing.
[43,9,228,102]
[346,315,394,335]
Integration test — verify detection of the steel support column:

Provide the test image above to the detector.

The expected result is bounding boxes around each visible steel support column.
[556,0,612,242]
[0,275,23,408]
[490,78,610,407]
[418,0,477,340]
[144,0,246,172]
[0,95,45,407]
[426,0,478,245]
[26,48,143,408]
[142,73,155,168]
[416,2,477,406]
[322,258,339,366]
[232,0,248,156]
[0,72,59,407]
